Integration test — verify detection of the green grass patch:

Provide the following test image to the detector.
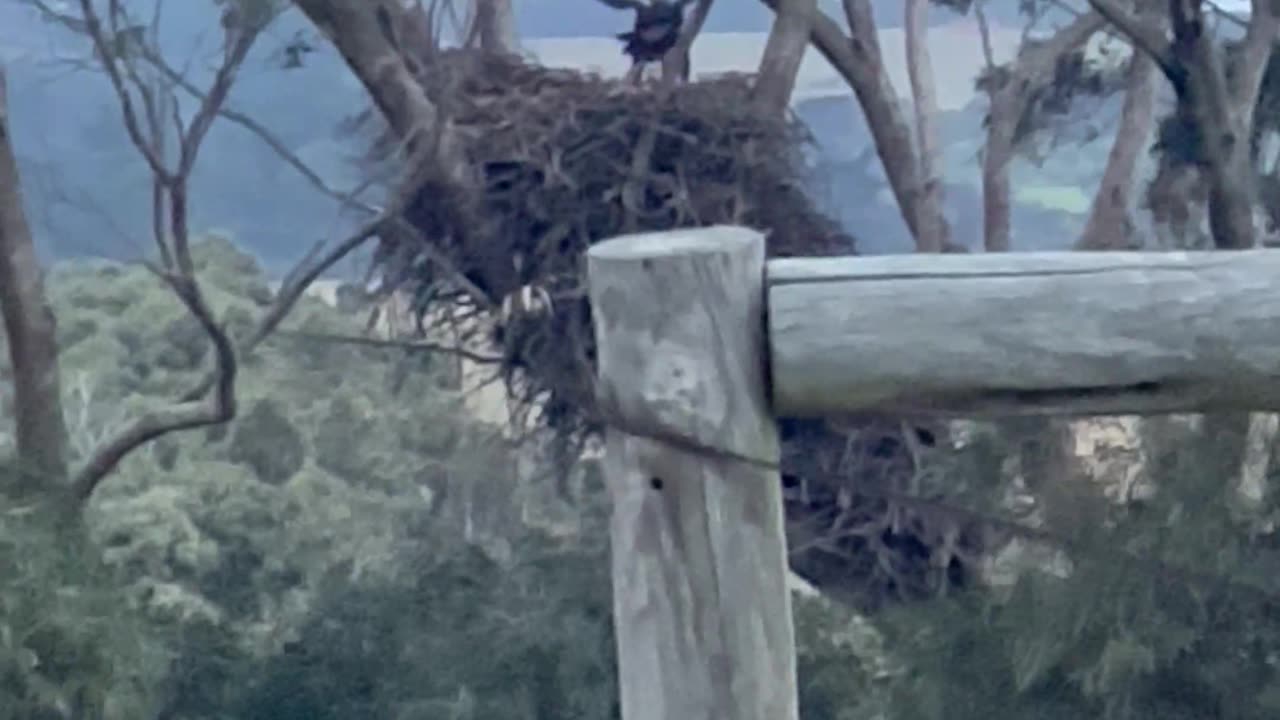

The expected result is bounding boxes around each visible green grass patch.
[1014,185,1092,214]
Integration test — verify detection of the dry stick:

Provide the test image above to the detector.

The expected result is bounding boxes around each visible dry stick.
[139,47,378,213]
[41,3,463,502]
[67,3,259,499]
[76,0,170,179]
[71,268,237,500]
[662,0,714,82]
[621,124,658,233]
[276,329,503,364]
[177,214,386,403]
[36,0,388,407]
[178,129,491,404]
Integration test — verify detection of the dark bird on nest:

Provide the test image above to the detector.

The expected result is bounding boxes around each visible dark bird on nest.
[596,0,697,81]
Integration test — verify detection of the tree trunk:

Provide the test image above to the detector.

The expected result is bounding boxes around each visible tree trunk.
[0,65,70,493]
[981,11,1104,252]
[1077,42,1159,250]
[1086,0,1278,250]
[981,111,1016,252]
[752,0,816,111]
[1172,8,1258,250]
[1147,162,1209,249]
[661,0,714,82]
[473,0,518,54]
[904,0,949,253]
[757,0,936,246]
[292,0,469,180]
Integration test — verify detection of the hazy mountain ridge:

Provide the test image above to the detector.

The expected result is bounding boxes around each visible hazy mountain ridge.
[5,1,1100,268]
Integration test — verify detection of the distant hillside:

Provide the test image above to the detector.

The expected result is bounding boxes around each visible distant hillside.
[5,3,1098,268]
[526,19,1022,109]
[514,0,1024,38]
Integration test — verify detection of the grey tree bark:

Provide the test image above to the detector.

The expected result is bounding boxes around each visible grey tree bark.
[1078,33,1160,251]
[1087,0,1279,249]
[752,0,816,111]
[0,65,70,494]
[904,0,950,252]
[472,0,519,54]
[979,11,1104,252]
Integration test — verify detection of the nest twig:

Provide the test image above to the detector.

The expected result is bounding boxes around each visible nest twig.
[352,48,995,612]
[358,49,853,442]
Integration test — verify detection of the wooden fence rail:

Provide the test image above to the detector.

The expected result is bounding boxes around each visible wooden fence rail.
[770,249,1280,417]
[585,225,1280,719]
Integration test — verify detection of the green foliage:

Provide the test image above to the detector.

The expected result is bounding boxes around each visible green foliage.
[875,417,1280,720]
[0,489,162,719]
[231,525,619,720]
[2,234,486,715]
[228,398,306,485]
[794,594,892,719]
[1013,184,1092,214]
[0,233,993,718]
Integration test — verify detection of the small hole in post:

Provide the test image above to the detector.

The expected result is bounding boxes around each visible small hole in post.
[649,477,664,490]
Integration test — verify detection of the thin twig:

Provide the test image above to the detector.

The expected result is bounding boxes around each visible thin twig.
[71,267,237,500]
[63,0,261,499]
[276,329,504,364]
[145,47,377,211]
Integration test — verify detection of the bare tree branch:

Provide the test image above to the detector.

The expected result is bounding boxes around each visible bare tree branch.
[61,0,264,499]
[292,0,471,178]
[1085,0,1175,74]
[662,0,714,82]
[177,210,387,403]
[70,267,237,500]
[974,0,998,71]
[757,0,935,248]
[138,46,378,213]
[75,0,171,179]
[174,151,488,405]
[753,0,817,111]
[1091,0,1275,249]
[277,329,503,364]
[981,10,1104,251]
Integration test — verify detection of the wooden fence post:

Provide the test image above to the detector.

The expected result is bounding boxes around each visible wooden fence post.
[587,226,798,720]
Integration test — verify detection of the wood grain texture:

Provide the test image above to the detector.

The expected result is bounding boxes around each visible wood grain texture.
[587,226,798,720]
[769,250,1280,416]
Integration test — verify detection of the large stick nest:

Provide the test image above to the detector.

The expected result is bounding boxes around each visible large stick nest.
[360,49,993,612]
[367,50,852,436]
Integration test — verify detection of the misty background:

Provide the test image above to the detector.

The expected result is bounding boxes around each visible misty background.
[1,0,1110,270]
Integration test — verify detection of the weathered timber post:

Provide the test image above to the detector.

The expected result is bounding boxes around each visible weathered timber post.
[586,226,798,720]
[768,250,1280,416]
